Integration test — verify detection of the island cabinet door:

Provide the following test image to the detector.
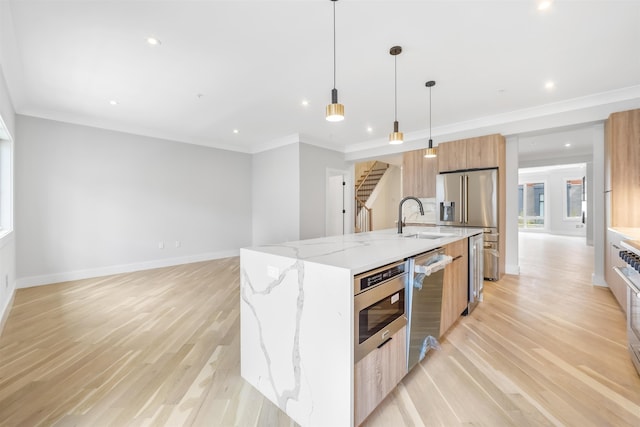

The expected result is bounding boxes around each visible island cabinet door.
[354,326,407,426]
[441,239,469,337]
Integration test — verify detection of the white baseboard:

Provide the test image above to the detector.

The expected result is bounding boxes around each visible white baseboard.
[0,291,15,337]
[592,273,607,287]
[16,249,240,289]
[505,264,520,275]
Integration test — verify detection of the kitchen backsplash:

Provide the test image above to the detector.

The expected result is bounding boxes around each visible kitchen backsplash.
[403,198,437,224]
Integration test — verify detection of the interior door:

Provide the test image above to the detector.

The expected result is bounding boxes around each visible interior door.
[327,174,345,236]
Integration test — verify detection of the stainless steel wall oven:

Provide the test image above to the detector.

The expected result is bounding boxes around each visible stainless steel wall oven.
[354,261,408,362]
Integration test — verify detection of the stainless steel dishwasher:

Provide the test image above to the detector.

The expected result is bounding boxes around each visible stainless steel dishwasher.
[406,249,452,371]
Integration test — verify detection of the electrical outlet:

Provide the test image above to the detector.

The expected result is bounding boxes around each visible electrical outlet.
[158,241,164,249]
[175,241,181,248]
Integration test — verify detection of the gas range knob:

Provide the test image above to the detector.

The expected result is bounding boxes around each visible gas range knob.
[621,251,630,263]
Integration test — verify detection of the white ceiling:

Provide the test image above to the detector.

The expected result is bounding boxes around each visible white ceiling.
[1,0,640,156]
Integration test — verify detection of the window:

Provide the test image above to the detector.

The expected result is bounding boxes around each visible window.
[565,177,584,220]
[518,182,545,229]
[0,118,13,237]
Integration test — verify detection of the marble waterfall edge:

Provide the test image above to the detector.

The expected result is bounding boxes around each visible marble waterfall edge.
[240,249,353,426]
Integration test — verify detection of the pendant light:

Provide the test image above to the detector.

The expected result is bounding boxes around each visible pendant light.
[326,0,344,122]
[389,46,403,144]
[424,80,437,158]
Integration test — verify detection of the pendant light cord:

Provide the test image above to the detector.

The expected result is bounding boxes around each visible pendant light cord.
[332,1,336,89]
[394,55,398,121]
[429,86,432,140]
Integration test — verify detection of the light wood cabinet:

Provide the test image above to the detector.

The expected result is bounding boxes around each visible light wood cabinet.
[606,109,640,227]
[402,149,438,198]
[354,326,407,426]
[604,109,640,313]
[436,139,467,173]
[441,239,468,336]
[437,134,505,173]
[605,230,629,314]
[437,134,506,280]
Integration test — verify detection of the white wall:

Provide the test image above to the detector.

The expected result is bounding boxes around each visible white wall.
[370,165,401,230]
[505,136,520,275]
[299,143,348,240]
[0,4,17,329]
[15,115,252,287]
[519,164,587,237]
[252,143,300,246]
[252,142,348,245]
[591,124,606,286]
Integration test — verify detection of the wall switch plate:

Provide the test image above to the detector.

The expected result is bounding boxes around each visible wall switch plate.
[158,241,164,249]
[175,241,181,248]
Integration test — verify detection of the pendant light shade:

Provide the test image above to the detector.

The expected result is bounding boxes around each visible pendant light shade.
[326,0,344,122]
[424,80,437,158]
[389,121,403,145]
[389,46,403,144]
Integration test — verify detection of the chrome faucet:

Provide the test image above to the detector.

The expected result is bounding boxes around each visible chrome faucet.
[398,196,424,234]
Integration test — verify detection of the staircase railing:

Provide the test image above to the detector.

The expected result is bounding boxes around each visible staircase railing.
[355,196,372,233]
[354,161,387,233]
[355,161,382,193]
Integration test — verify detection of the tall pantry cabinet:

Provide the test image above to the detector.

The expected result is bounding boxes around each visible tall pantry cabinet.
[604,108,640,313]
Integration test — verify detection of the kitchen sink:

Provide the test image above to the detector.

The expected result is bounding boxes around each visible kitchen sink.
[402,232,455,240]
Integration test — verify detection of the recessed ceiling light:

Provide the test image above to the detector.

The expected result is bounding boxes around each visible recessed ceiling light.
[301,100,309,107]
[233,129,239,134]
[366,126,373,133]
[545,81,555,90]
[146,37,161,46]
[565,143,571,148]
[109,100,118,106]
[537,1,552,11]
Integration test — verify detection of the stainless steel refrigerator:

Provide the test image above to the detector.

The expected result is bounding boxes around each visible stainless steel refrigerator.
[436,168,499,281]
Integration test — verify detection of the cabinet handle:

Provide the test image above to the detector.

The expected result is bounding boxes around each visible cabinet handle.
[613,267,640,297]
[377,337,393,349]
[452,255,463,261]
[612,244,621,250]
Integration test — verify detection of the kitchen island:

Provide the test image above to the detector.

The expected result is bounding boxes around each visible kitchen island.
[240,227,482,426]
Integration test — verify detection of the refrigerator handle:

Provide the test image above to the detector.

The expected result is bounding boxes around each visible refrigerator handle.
[464,175,469,224]
[459,175,464,224]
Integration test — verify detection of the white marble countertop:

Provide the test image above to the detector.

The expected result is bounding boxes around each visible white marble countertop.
[609,227,640,241]
[244,226,483,275]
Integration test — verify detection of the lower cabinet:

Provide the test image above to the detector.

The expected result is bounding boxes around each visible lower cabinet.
[605,229,628,314]
[354,326,407,426]
[441,239,469,336]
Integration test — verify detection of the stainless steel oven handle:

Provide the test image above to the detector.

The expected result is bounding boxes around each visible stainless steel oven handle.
[613,266,640,297]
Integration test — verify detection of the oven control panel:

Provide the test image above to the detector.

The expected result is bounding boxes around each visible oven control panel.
[355,262,407,295]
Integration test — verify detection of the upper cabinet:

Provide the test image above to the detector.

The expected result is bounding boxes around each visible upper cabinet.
[436,139,467,172]
[402,150,438,198]
[606,109,640,227]
[436,133,506,279]
[437,134,505,172]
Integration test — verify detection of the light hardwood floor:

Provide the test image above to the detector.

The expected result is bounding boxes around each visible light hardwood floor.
[1,233,639,426]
